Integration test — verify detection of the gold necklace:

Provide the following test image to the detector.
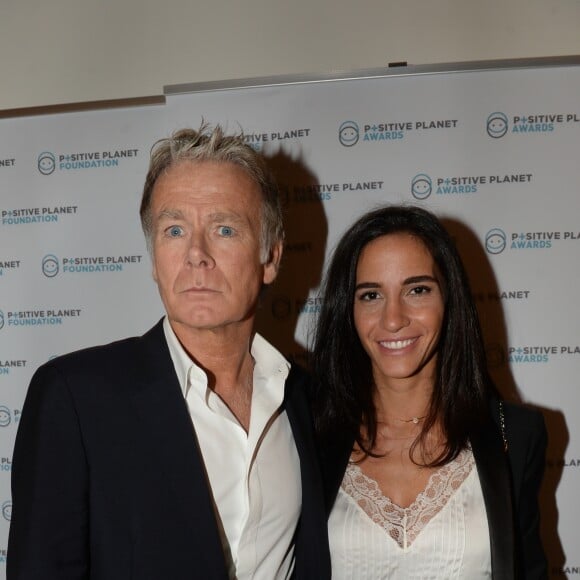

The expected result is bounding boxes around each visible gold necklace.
[401,415,426,425]
[378,415,426,425]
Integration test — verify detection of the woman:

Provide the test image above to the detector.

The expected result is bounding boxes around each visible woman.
[312,205,547,579]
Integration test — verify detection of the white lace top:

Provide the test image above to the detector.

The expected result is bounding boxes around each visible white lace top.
[328,448,492,579]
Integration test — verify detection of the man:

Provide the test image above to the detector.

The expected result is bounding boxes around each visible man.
[8,125,331,579]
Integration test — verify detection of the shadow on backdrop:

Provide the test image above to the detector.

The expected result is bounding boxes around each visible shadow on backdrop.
[255,148,328,369]
[442,216,568,575]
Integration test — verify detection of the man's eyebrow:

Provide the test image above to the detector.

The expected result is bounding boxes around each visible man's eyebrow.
[156,208,185,221]
[207,211,247,224]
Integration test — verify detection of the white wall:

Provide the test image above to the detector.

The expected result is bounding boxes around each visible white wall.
[1,0,580,111]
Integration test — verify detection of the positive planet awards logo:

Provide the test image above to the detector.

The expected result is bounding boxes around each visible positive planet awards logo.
[37,147,139,175]
[243,128,312,151]
[270,294,324,319]
[410,172,532,199]
[281,180,384,203]
[338,121,360,147]
[507,345,579,363]
[339,118,458,146]
[486,111,580,138]
[484,228,580,254]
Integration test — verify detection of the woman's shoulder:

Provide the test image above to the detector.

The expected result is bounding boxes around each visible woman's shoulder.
[492,399,547,466]
[499,400,546,433]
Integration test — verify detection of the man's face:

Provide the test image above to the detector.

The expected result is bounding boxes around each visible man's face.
[150,160,280,337]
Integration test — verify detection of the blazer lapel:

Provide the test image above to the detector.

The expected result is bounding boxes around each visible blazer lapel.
[283,365,332,579]
[130,321,228,577]
[471,415,516,580]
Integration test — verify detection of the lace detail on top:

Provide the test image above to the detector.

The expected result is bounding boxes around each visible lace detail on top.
[341,448,475,549]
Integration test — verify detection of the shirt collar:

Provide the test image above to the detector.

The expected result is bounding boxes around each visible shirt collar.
[162,316,290,399]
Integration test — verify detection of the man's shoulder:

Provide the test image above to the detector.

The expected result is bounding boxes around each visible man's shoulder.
[36,320,166,383]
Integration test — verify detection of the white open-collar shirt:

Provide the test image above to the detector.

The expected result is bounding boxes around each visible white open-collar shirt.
[163,318,301,580]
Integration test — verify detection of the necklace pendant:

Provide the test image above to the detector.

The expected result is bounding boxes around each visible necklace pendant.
[412,417,420,424]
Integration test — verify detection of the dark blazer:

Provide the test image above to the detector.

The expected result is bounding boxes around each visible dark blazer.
[320,401,547,580]
[8,320,331,580]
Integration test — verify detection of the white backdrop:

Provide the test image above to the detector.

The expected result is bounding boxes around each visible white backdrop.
[0,58,578,577]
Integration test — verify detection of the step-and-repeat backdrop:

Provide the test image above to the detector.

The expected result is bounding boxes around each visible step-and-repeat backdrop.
[1,59,578,576]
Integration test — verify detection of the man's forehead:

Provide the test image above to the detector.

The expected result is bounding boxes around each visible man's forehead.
[155,207,249,223]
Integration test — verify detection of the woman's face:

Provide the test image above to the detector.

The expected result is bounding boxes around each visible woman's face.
[353,233,444,390]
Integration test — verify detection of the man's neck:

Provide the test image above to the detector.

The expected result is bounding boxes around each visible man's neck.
[170,318,256,431]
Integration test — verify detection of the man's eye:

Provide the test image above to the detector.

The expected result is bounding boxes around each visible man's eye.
[218,225,234,237]
[166,226,183,237]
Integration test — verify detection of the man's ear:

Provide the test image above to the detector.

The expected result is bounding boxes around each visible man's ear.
[263,240,283,285]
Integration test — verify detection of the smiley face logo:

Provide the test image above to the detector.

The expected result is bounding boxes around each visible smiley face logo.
[0,406,11,427]
[411,174,432,200]
[2,500,12,521]
[486,112,509,139]
[38,151,56,175]
[42,254,59,278]
[338,121,359,147]
[485,228,507,254]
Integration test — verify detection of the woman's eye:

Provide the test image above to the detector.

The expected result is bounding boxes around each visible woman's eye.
[410,285,431,296]
[359,291,379,301]
[218,225,234,237]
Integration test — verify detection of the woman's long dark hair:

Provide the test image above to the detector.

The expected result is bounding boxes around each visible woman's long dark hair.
[311,205,491,466]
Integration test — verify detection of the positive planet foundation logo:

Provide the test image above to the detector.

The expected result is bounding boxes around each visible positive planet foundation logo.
[42,254,59,277]
[1,501,11,521]
[41,254,143,276]
[1,309,82,328]
[0,407,11,427]
[0,360,26,377]
[1,206,78,226]
[37,152,56,175]
[37,148,139,175]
